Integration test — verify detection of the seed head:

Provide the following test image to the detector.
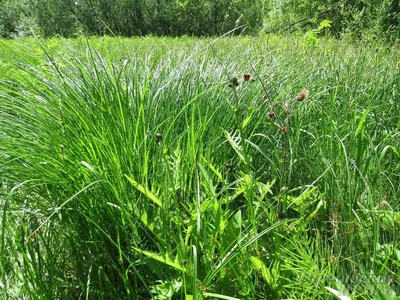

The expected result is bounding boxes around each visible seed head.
[242,73,256,82]
[296,88,309,101]
[375,200,390,209]
[228,77,239,88]
[120,56,129,63]
[329,255,337,264]
[155,133,163,143]
[268,111,276,118]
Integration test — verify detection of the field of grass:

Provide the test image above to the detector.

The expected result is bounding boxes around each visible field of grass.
[1,35,399,299]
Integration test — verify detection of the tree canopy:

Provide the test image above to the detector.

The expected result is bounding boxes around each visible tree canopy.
[0,0,399,39]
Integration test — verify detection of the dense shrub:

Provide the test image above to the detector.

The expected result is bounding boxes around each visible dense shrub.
[0,0,398,39]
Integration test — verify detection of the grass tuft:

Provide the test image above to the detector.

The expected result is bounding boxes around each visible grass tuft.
[1,35,399,299]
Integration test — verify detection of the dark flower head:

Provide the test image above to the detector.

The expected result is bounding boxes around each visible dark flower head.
[120,56,129,63]
[155,133,163,143]
[268,111,276,118]
[228,77,239,88]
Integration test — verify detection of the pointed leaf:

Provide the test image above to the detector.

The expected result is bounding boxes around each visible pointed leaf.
[325,287,351,300]
[133,248,186,272]
[250,256,274,287]
[125,175,163,208]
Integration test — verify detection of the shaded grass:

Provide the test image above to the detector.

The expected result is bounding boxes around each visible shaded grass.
[1,35,399,299]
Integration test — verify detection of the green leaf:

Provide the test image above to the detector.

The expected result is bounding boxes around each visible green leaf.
[200,155,222,181]
[125,175,163,208]
[325,287,351,300]
[286,187,317,211]
[203,292,241,300]
[133,248,186,272]
[140,212,154,233]
[241,113,253,129]
[318,19,332,30]
[355,107,370,138]
[225,130,245,162]
[250,256,274,287]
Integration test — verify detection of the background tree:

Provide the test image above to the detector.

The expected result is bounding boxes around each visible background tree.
[0,0,398,39]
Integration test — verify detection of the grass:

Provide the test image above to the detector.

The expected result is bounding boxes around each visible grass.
[1,34,399,299]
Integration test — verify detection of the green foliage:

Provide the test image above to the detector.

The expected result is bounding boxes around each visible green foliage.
[35,0,78,37]
[0,0,398,39]
[273,0,400,40]
[0,0,264,38]
[0,0,39,38]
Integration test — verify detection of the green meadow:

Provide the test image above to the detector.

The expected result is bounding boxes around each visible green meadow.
[1,35,399,299]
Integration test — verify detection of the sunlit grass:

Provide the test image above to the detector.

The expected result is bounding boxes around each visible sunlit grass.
[1,35,399,299]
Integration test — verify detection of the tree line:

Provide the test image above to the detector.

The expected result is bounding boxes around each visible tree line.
[0,0,399,39]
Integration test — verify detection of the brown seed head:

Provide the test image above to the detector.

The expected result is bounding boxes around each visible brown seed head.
[268,111,276,118]
[296,88,309,101]
[242,73,256,82]
[375,200,390,209]
[243,73,251,81]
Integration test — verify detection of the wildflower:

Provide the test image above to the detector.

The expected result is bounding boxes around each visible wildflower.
[268,111,276,118]
[228,77,239,88]
[242,73,256,82]
[296,88,309,101]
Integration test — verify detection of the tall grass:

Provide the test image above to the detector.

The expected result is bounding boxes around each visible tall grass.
[1,35,399,299]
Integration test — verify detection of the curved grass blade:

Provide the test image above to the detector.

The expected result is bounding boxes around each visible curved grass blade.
[325,287,351,300]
